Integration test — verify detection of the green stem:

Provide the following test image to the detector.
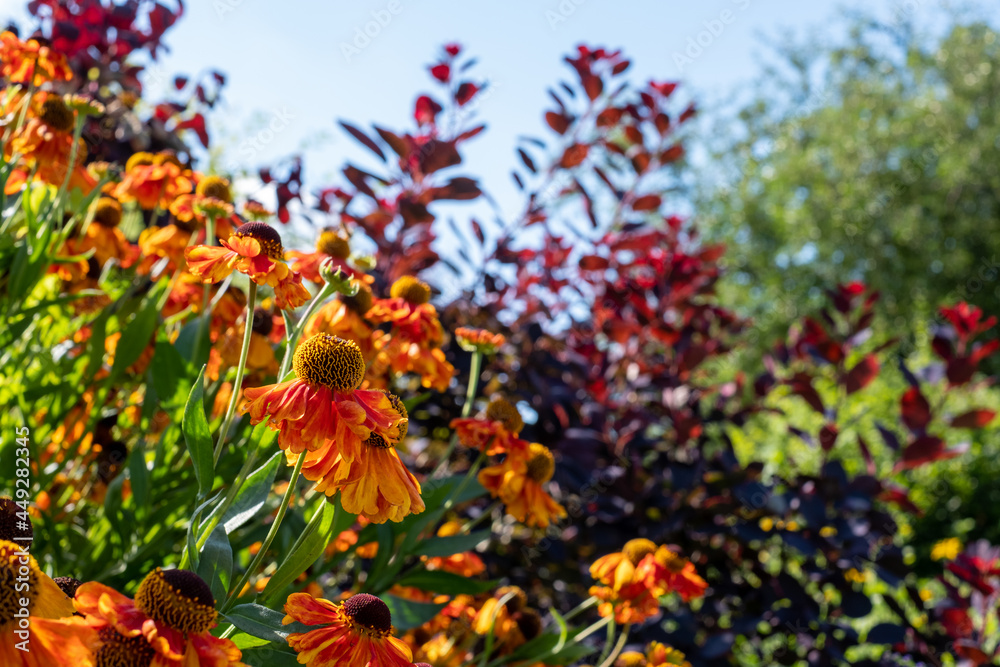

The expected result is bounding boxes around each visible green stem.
[432,350,483,477]
[222,453,306,612]
[597,623,630,667]
[190,446,260,557]
[596,618,618,666]
[213,281,257,465]
[562,595,599,622]
[259,500,327,608]
[279,282,336,378]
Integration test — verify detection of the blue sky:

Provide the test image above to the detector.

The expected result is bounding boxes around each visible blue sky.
[0,0,964,234]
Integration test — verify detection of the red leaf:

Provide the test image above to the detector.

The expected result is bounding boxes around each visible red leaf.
[444,43,462,57]
[338,121,386,161]
[560,144,589,168]
[579,255,609,271]
[582,73,603,101]
[661,144,684,163]
[517,148,537,174]
[545,111,571,135]
[897,435,961,470]
[430,63,451,82]
[950,410,997,429]
[176,114,209,147]
[632,194,661,212]
[414,95,443,126]
[819,423,839,451]
[173,75,188,89]
[455,82,479,106]
[900,387,931,432]
[844,354,880,394]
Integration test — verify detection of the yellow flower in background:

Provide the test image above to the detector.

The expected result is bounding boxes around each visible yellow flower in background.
[931,537,962,561]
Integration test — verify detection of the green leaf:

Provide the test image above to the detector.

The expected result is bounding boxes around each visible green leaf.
[111,283,166,378]
[223,604,309,643]
[506,633,595,665]
[260,500,338,604]
[396,569,495,595]
[182,366,214,496]
[383,595,447,631]
[230,633,271,650]
[150,341,191,408]
[411,530,490,558]
[221,450,281,534]
[128,448,150,512]
[239,644,301,667]
[196,524,232,605]
[174,317,212,370]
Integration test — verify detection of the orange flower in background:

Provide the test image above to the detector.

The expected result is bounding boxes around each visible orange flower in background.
[170,174,238,238]
[113,151,193,210]
[451,397,525,455]
[368,276,445,346]
[472,587,542,656]
[137,223,194,275]
[0,539,98,667]
[479,442,565,528]
[0,30,73,84]
[588,541,707,625]
[185,221,311,310]
[283,592,412,667]
[370,333,455,391]
[646,641,692,667]
[206,318,278,382]
[56,197,137,278]
[304,285,376,360]
[455,327,505,355]
[75,568,245,666]
[288,228,368,284]
[7,95,96,194]
[425,521,486,577]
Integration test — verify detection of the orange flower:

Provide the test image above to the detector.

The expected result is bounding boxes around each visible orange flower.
[451,397,525,455]
[588,584,660,625]
[75,569,245,666]
[7,96,95,194]
[185,221,311,310]
[113,151,193,210]
[471,587,541,655]
[283,592,412,667]
[635,545,708,602]
[478,443,566,528]
[56,198,137,277]
[0,539,98,667]
[370,333,455,392]
[170,174,238,237]
[242,335,422,523]
[288,229,369,284]
[207,317,278,382]
[646,641,692,667]
[368,276,444,346]
[590,538,659,593]
[0,31,73,85]
[137,223,195,275]
[455,327,505,354]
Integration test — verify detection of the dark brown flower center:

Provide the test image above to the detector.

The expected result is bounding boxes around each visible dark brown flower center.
[486,398,523,435]
[134,568,216,634]
[233,221,284,260]
[40,96,74,132]
[342,285,373,314]
[95,626,156,667]
[53,576,84,599]
[0,498,32,546]
[252,307,273,337]
[525,444,555,484]
[343,593,392,634]
[364,432,393,449]
[93,198,123,227]
[292,334,366,391]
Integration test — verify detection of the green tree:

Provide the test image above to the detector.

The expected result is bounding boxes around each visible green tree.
[697,13,1000,352]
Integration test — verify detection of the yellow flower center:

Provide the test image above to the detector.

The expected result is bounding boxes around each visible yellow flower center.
[134,568,216,634]
[381,390,408,439]
[342,593,393,637]
[93,197,123,228]
[525,444,555,484]
[195,175,232,203]
[40,96,74,132]
[364,432,393,449]
[616,651,648,667]
[316,230,351,259]
[486,398,523,435]
[0,540,40,625]
[390,276,431,305]
[125,152,155,171]
[95,626,157,667]
[293,334,366,391]
[622,538,658,566]
[232,221,285,260]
